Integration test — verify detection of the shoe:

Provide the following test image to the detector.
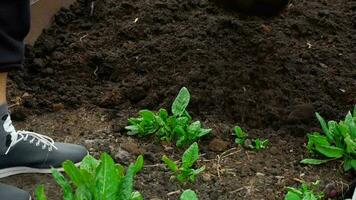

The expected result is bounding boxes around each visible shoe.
[0,114,88,178]
[0,183,31,200]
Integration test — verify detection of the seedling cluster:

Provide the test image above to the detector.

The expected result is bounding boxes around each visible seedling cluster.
[301,106,356,171]
[285,181,324,200]
[162,142,205,184]
[234,125,269,150]
[126,87,211,147]
[36,85,355,200]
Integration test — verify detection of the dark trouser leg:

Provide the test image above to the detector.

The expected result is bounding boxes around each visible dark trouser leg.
[0,0,31,72]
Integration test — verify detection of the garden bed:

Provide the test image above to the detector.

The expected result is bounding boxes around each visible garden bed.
[5,0,356,199]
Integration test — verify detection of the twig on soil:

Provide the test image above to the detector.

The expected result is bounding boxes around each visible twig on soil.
[215,148,241,180]
[167,190,181,196]
[90,1,95,16]
[144,164,166,168]
[93,66,99,79]
[80,34,89,43]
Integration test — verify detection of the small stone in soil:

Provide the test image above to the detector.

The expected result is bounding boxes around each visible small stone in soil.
[208,138,229,152]
[114,148,132,163]
[52,103,65,111]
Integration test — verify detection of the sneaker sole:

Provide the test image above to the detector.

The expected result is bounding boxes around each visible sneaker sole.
[0,161,82,179]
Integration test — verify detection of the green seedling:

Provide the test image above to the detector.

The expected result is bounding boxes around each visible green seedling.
[234,125,269,150]
[301,106,356,171]
[35,153,144,200]
[285,181,324,200]
[126,87,211,147]
[162,142,205,184]
[180,189,199,200]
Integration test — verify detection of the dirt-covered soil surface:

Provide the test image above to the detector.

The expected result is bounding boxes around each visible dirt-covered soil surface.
[3,0,356,199]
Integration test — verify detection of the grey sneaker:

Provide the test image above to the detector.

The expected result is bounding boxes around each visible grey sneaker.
[0,183,31,200]
[0,114,88,178]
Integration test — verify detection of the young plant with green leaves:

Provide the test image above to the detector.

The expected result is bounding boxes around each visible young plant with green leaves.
[234,126,269,150]
[126,87,211,147]
[180,189,199,200]
[162,142,205,184]
[285,181,324,200]
[301,106,356,171]
[36,153,144,200]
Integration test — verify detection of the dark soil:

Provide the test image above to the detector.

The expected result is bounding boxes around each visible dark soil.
[4,0,356,199]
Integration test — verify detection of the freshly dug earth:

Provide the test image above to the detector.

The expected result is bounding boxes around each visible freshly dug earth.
[4,0,355,199]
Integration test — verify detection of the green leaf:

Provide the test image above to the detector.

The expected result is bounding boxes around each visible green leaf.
[51,168,74,200]
[74,185,92,200]
[63,160,85,187]
[139,110,156,122]
[198,128,211,137]
[96,153,120,200]
[162,155,179,172]
[131,191,143,200]
[300,158,333,165]
[126,125,140,135]
[172,87,190,116]
[353,105,356,117]
[35,185,48,200]
[118,163,137,200]
[180,189,199,200]
[182,142,199,168]
[80,155,100,175]
[315,145,344,158]
[234,126,248,138]
[284,191,301,200]
[133,155,144,174]
[316,113,333,141]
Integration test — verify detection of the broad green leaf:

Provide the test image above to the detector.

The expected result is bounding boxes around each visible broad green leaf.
[353,105,356,117]
[198,128,211,137]
[126,125,140,135]
[74,185,92,200]
[133,155,144,174]
[188,121,201,133]
[316,113,333,141]
[35,185,48,200]
[162,155,179,172]
[117,164,136,200]
[139,110,156,122]
[182,142,199,168]
[315,145,344,158]
[234,126,248,138]
[80,155,100,175]
[351,159,356,170]
[344,137,356,154]
[131,191,143,200]
[344,158,352,171]
[180,189,199,200]
[284,191,301,200]
[158,109,169,121]
[51,168,74,200]
[63,160,85,187]
[172,87,190,116]
[96,153,120,200]
[345,112,356,138]
[300,158,333,165]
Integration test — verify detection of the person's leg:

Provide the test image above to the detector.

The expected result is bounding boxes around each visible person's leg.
[0,1,88,198]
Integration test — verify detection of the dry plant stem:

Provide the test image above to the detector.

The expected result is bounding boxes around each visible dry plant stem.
[0,73,7,105]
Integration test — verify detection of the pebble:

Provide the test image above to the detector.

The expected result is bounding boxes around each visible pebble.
[121,139,145,155]
[202,173,212,182]
[208,138,229,152]
[114,148,132,163]
[52,103,65,111]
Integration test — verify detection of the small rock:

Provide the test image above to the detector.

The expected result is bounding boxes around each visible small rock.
[43,67,54,75]
[33,58,45,68]
[243,139,252,149]
[202,173,212,182]
[115,148,132,163]
[287,104,315,123]
[121,139,145,155]
[52,103,65,111]
[208,138,229,152]
[270,146,279,155]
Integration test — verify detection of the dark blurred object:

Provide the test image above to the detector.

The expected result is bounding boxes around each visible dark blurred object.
[218,0,289,16]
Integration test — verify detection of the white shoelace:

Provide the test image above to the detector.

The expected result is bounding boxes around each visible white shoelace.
[3,115,58,155]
